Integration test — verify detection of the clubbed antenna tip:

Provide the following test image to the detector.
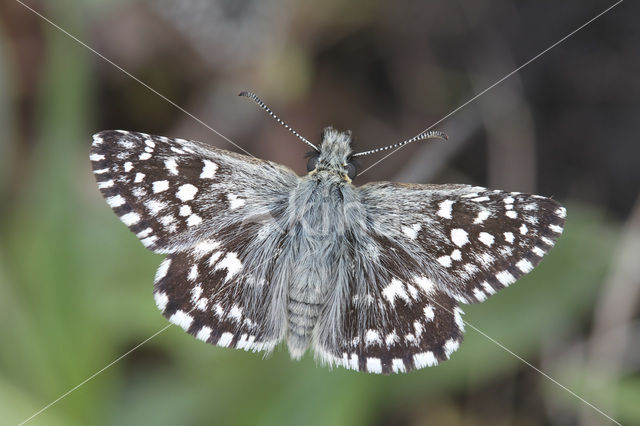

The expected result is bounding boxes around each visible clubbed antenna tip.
[352,129,448,157]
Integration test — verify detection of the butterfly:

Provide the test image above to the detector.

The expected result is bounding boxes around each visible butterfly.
[90,92,565,374]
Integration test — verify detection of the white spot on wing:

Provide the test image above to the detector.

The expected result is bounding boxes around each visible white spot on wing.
[98,180,114,189]
[406,284,419,299]
[188,265,198,281]
[385,331,399,346]
[141,235,157,247]
[481,281,496,295]
[176,184,198,202]
[120,212,140,226]
[196,326,211,342]
[478,232,495,246]
[556,207,566,218]
[437,255,452,267]
[520,224,528,235]
[413,352,437,368]
[444,339,460,358]
[506,210,518,219]
[154,291,168,311]
[227,193,245,210]
[382,279,410,306]
[413,321,424,336]
[365,329,382,346]
[218,332,234,347]
[139,152,152,160]
[153,180,169,193]
[179,205,192,216]
[392,359,406,373]
[424,305,435,320]
[402,223,421,240]
[200,160,218,179]
[164,158,178,175]
[132,187,146,197]
[349,354,359,371]
[215,252,243,281]
[517,259,534,273]
[187,214,202,226]
[124,162,133,172]
[450,228,469,247]
[190,285,202,303]
[504,232,515,243]
[107,195,125,207]
[366,357,382,373]
[437,200,454,219]
[134,173,145,183]
[549,224,563,233]
[169,310,193,330]
[208,252,222,266]
[192,240,220,257]
[145,199,167,215]
[414,276,436,294]
[532,246,545,257]
[473,287,487,301]
[496,271,516,286]
[450,249,462,261]
[90,153,105,161]
[136,227,152,238]
[541,236,554,246]
[155,258,171,282]
[229,304,243,321]
[454,307,465,331]
[473,209,491,224]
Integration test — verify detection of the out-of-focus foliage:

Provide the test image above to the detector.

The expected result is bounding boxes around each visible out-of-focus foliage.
[0,0,638,425]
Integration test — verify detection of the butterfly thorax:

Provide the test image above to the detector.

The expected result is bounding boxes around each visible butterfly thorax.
[308,128,354,183]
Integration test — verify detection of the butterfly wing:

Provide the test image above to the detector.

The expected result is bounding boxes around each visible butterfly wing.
[91,130,299,352]
[313,182,565,373]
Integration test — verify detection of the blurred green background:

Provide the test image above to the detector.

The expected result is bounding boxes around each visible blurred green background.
[1,0,639,425]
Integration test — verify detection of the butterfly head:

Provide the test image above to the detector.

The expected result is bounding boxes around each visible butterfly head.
[306,127,358,182]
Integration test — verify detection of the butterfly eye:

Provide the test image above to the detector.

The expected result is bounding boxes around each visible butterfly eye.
[307,155,320,172]
[345,162,357,180]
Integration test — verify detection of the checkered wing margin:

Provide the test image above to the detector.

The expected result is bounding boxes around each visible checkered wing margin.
[313,182,564,374]
[91,130,299,352]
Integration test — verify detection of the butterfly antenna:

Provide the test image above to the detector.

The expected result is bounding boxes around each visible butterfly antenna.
[239,91,320,152]
[352,129,448,157]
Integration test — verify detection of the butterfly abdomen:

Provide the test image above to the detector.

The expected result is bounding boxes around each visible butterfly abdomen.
[287,270,325,358]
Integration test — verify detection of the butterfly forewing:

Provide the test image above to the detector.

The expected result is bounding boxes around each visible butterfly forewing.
[90,130,297,253]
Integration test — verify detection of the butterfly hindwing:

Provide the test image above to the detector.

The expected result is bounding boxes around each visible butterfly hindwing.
[314,277,464,374]
[153,240,283,353]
